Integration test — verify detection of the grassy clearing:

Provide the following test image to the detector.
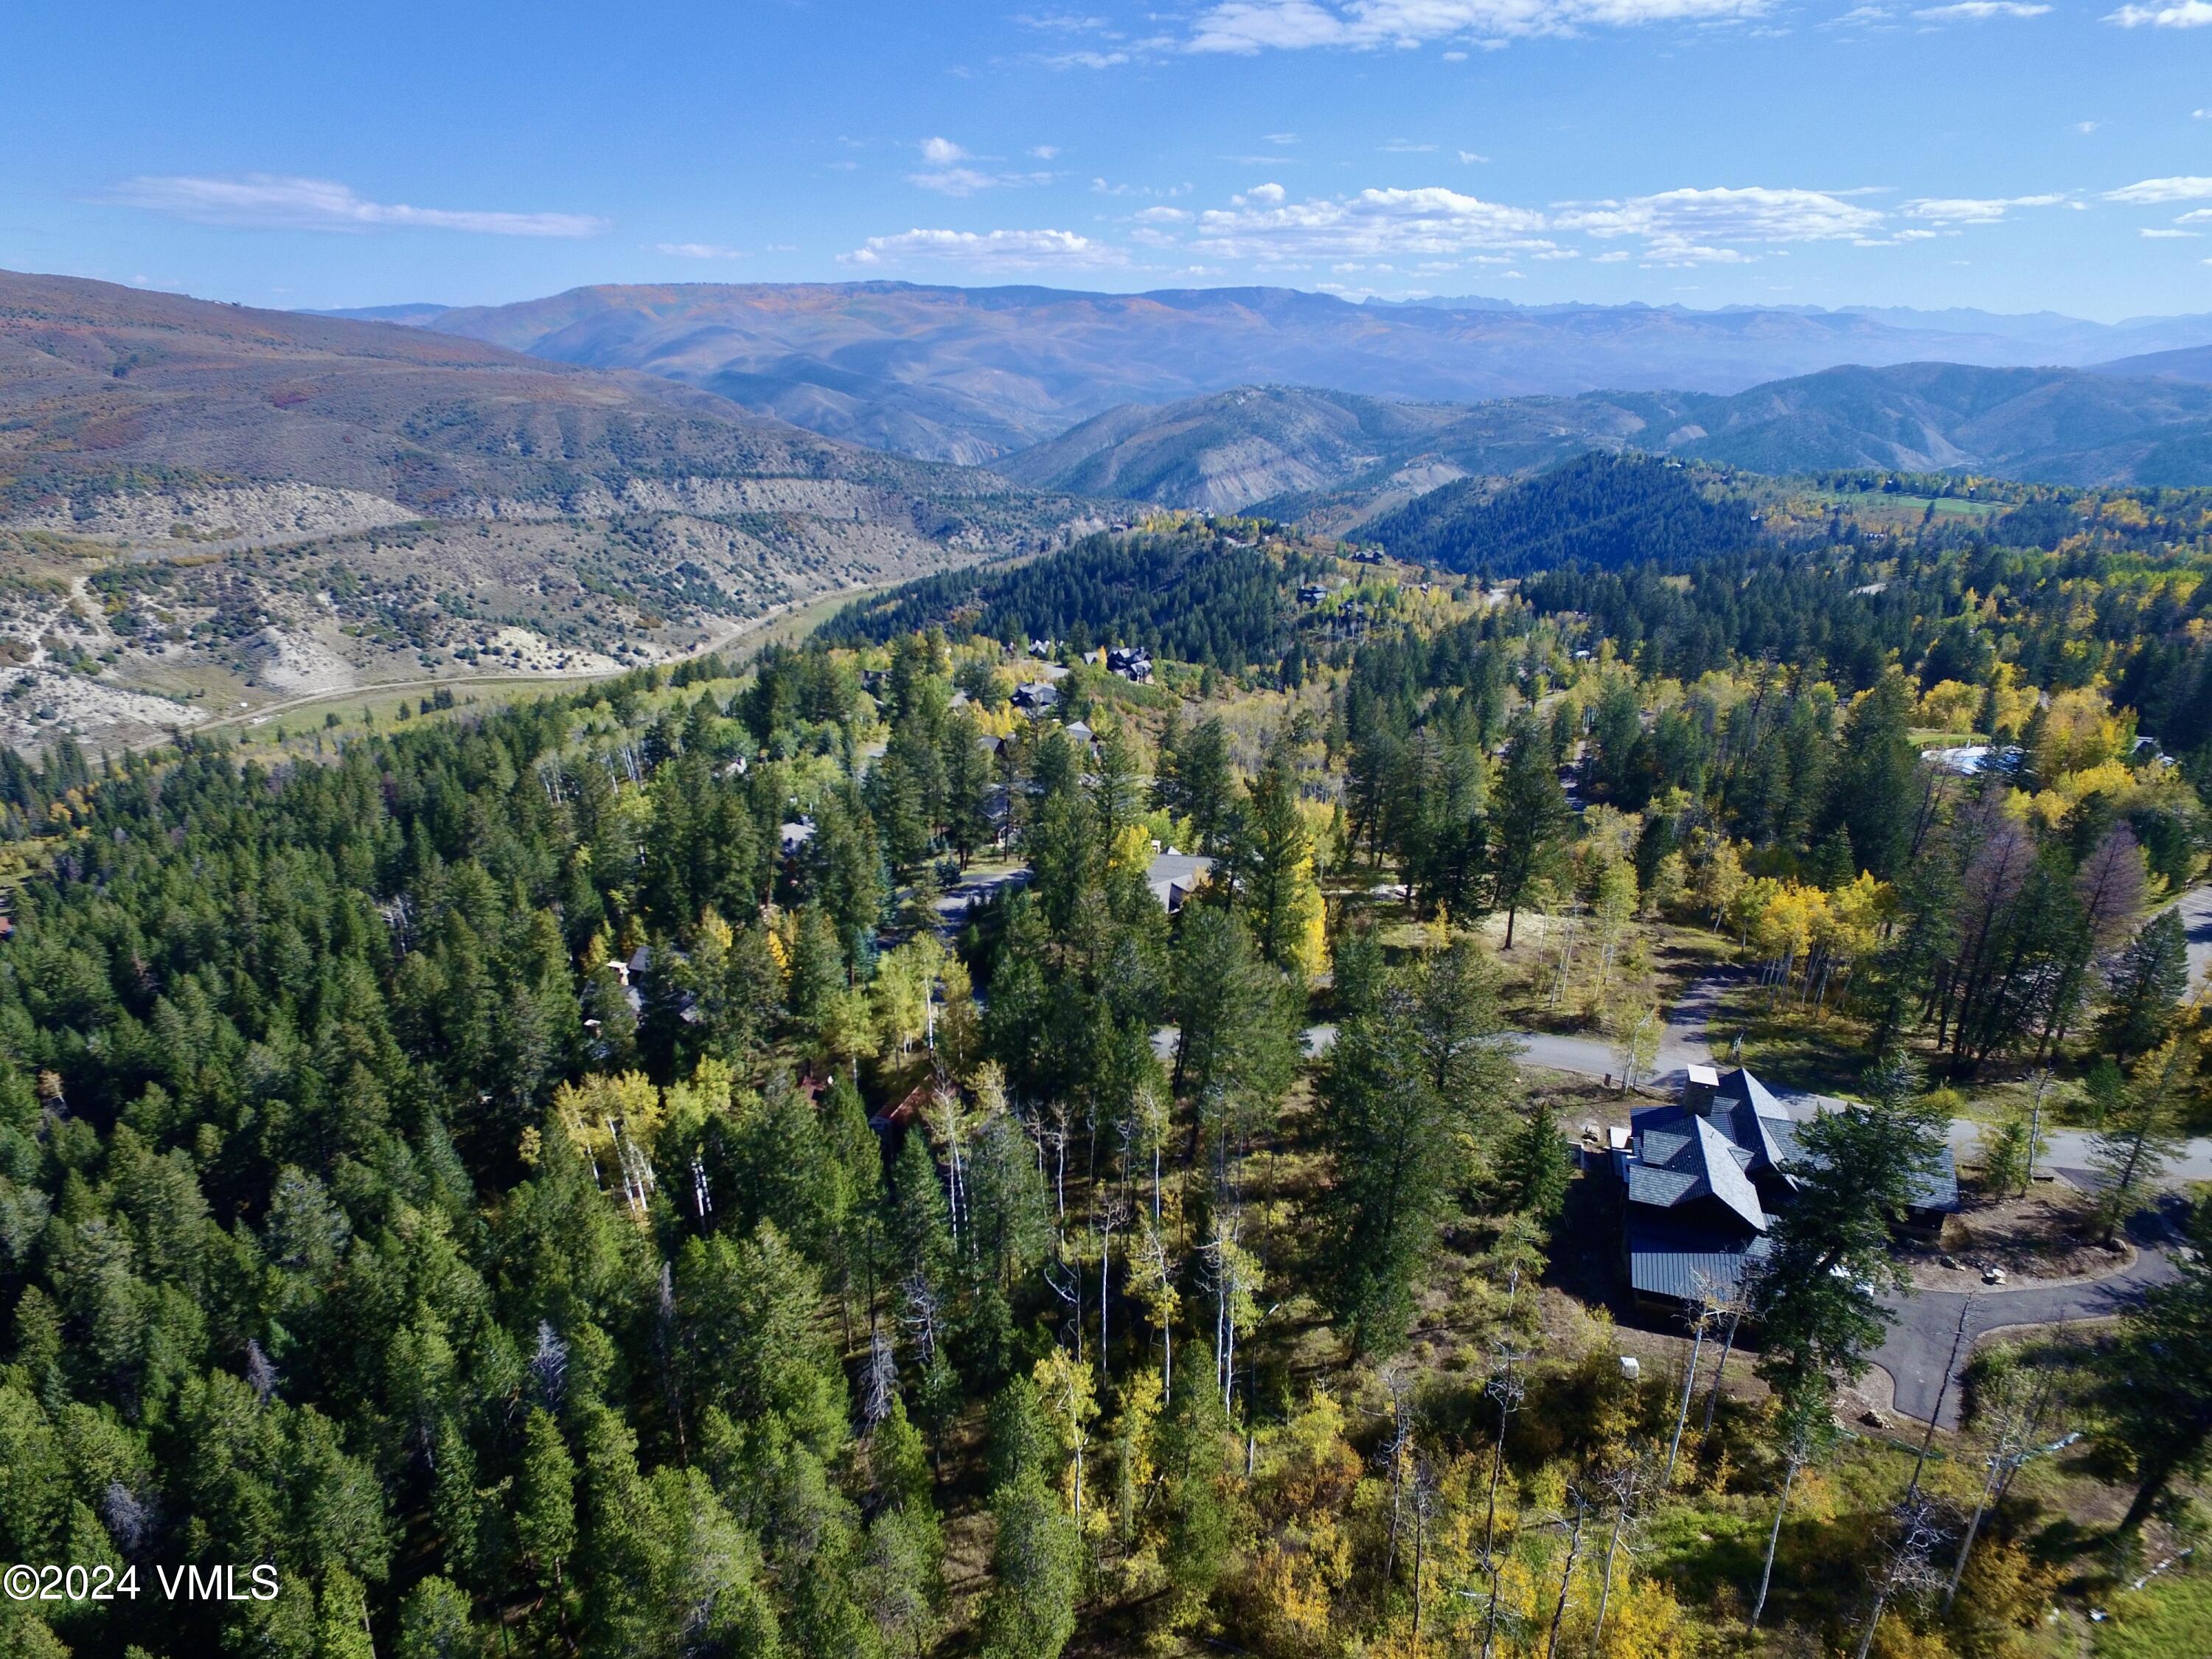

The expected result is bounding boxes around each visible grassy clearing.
[2096,1568,2212,1658]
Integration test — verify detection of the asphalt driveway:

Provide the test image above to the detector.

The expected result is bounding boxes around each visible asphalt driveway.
[1866,1197,2188,1427]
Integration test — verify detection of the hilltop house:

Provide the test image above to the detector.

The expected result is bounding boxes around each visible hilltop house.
[1106,646,1152,683]
[1613,1065,1958,1313]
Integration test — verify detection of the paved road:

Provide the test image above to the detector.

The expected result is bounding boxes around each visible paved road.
[1508,970,2212,1185]
[2169,883,2212,992]
[1868,1196,2187,1427]
[933,866,1029,933]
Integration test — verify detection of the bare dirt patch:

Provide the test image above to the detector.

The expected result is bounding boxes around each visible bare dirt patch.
[1907,1180,2132,1288]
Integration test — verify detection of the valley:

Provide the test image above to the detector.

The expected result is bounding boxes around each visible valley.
[0,272,1094,750]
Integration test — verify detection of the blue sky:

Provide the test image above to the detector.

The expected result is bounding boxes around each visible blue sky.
[4,0,2209,319]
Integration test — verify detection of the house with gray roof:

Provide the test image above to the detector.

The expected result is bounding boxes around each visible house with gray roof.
[1613,1064,1958,1312]
[1146,849,1212,915]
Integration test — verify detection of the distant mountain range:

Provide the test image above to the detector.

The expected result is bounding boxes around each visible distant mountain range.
[0,270,1080,748]
[992,366,2212,515]
[305,282,2212,468]
[0,273,1033,527]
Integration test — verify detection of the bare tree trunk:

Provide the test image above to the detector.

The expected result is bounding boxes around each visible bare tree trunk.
[1665,1315,1708,1486]
[1943,1456,2003,1611]
[1700,1307,1742,1439]
[1907,1297,1975,1503]
[1749,1457,1798,1630]
[1543,1494,1587,1659]
[1593,1463,1639,1646]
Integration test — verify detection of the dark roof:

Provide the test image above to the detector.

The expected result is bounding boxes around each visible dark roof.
[1626,1219,1773,1303]
[1618,1064,1966,1302]
[1768,1089,1961,1215]
[1627,1103,1770,1231]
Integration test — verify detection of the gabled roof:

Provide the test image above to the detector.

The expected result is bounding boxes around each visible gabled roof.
[1626,1108,1768,1233]
[1695,1115,1769,1231]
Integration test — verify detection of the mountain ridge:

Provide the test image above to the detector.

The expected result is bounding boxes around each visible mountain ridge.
[0,269,1081,751]
[421,280,2212,465]
[990,365,2212,515]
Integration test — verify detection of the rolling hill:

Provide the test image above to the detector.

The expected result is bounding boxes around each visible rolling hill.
[993,364,2212,517]
[423,282,2212,465]
[1361,452,1764,577]
[0,270,1080,750]
[2091,343,2212,385]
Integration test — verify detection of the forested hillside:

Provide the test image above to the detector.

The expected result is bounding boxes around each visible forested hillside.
[818,522,1336,672]
[1363,453,1765,577]
[5,473,2212,1658]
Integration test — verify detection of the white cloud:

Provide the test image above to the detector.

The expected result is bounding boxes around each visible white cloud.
[1184,0,1770,54]
[1591,249,1631,262]
[2142,227,2202,236]
[1554,184,1883,260]
[1265,132,1299,145]
[1031,145,1061,159]
[1912,1,2049,16]
[910,163,1054,195]
[1133,206,1194,222]
[2073,121,2101,133]
[2106,175,2212,202]
[106,174,607,237]
[1091,178,1194,198]
[911,167,997,195]
[1458,150,1491,163]
[2106,0,2212,22]
[919,137,970,164]
[1381,139,1439,152]
[1900,192,2067,221]
[842,227,1127,270]
[655,242,745,259]
[1193,184,1549,260]
[2178,208,2212,222]
[1040,49,1131,66]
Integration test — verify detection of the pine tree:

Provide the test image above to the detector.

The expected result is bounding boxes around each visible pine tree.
[1751,1053,1947,1405]
[1495,1096,1570,1221]
[2094,907,2189,1065]
[1227,740,1323,978]
[1492,719,1570,950]
[1320,965,1464,1355]
[515,1408,577,1595]
[2093,1036,2193,1242]
[977,1467,1082,1659]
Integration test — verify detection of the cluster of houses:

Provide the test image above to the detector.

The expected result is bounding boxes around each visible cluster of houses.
[1607,1063,1959,1314]
[1021,639,1153,685]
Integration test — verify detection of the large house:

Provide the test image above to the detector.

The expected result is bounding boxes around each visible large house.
[1613,1065,1959,1313]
